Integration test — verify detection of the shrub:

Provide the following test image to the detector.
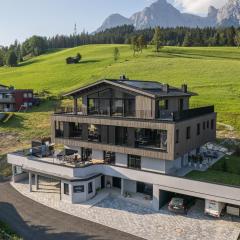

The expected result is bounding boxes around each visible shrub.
[222,160,228,172]
[235,145,240,156]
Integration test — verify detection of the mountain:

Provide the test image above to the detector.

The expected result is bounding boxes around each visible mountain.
[216,0,240,26]
[96,0,240,32]
[95,14,133,32]
[130,0,211,29]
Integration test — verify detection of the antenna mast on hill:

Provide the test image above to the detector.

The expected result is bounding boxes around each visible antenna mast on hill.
[74,23,77,47]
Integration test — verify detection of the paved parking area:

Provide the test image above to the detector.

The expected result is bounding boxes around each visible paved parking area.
[0,181,142,240]
[12,180,240,240]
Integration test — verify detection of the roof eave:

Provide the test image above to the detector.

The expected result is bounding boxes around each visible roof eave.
[62,79,156,98]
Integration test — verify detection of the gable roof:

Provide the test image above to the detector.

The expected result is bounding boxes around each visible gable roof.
[63,79,197,98]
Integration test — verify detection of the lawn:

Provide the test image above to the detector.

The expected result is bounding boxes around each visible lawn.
[1,44,240,154]
[186,154,240,186]
[0,220,22,240]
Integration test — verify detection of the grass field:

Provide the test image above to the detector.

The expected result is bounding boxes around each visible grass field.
[0,44,240,154]
[186,154,240,186]
[0,220,22,240]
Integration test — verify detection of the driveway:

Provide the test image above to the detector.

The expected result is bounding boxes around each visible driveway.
[0,181,142,240]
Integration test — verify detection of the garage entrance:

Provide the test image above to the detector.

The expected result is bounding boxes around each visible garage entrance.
[112,177,121,189]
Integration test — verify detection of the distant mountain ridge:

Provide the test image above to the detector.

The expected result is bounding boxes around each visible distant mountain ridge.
[95,0,240,32]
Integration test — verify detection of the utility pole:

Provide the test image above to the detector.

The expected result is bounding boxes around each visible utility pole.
[74,23,77,47]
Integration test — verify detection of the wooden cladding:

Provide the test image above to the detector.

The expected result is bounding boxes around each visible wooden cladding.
[135,96,155,119]
[55,138,173,160]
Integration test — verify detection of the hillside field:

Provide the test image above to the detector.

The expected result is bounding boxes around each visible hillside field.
[0,44,240,154]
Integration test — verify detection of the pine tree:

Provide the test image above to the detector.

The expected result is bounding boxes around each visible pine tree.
[138,35,147,52]
[0,50,5,67]
[234,31,240,48]
[182,32,193,47]
[6,50,17,67]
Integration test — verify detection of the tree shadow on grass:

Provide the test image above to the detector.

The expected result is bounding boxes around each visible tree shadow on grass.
[0,114,26,129]
[76,59,100,64]
[18,59,43,67]
[159,50,240,61]
[148,48,240,61]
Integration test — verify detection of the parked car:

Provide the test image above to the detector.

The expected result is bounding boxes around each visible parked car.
[168,196,195,214]
[205,200,225,218]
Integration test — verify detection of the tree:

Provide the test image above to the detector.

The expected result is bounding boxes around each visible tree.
[0,50,5,67]
[22,36,47,57]
[138,35,147,52]
[152,27,164,52]
[222,159,228,172]
[6,50,17,67]
[76,53,82,62]
[113,47,120,61]
[234,31,240,48]
[131,36,140,56]
[182,32,193,47]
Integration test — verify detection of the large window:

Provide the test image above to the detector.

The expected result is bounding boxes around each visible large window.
[69,123,83,139]
[211,119,214,130]
[87,89,135,117]
[55,121,64,138]
[179,99,184,111]
[137,182,153,196]
[73,185,84,193]
[197,123,200,136]
[64,183,69,195]
[128,155,141,170]
[176,129,179,144]
[88,124,101,142]
[81,148,92,161]
[104,151,116,164]
[186,127,191,139]
[135,129,167,151]
[88,182,93,194]
[115,127,128,146]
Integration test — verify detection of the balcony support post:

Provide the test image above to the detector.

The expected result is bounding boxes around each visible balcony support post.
[35,174,39,190]
[121,178,124,196]
[73,96,78,115]
[29,172,33,192]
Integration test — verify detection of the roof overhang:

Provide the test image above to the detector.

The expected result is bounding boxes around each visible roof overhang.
[62,79,156,98]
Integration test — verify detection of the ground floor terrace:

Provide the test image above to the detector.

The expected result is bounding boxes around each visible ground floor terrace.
[10,177,240,240]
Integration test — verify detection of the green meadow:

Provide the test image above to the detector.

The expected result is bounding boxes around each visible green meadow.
[0,44,240,154]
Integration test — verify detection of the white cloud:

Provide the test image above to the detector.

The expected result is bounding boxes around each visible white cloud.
[173,0,228,15]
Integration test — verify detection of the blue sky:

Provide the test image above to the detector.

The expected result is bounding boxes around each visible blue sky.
[0,0,226,46]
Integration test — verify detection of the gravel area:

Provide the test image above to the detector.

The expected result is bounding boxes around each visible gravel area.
[11,180,240,240]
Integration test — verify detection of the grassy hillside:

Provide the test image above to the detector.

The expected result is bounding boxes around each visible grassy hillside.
[0,44,240,154]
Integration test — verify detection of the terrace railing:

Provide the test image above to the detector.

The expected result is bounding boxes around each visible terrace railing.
[54,105,214,122]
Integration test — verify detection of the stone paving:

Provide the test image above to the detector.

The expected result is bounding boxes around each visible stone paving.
[12,181,240,240]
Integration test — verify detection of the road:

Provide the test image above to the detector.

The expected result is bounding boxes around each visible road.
[0,181,143,240]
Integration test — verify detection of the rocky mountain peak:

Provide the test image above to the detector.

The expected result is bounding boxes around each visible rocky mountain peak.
[217,0,240,26]
[208,6,218,18]
[95,0,240,32]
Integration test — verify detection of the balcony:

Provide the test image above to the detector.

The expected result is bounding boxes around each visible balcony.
[9,148,103,169]
[54,105,214,122]
[0,97,15,103]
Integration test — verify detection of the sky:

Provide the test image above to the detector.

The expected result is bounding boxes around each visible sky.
[0,0,228,46]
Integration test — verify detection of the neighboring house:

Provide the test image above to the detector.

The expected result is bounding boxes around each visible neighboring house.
[0,84,33,112]
[7,77,240,210]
